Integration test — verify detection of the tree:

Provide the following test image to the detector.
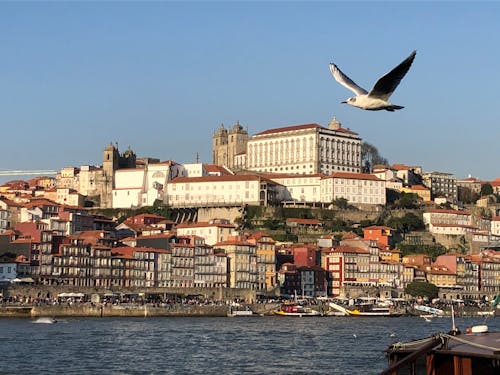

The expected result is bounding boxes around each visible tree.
[386,213,424,233]
[332,197,350,209]
[361,142,388,173]
[405,281,439,300]
[481,183,493,196]
[394,192,421,209]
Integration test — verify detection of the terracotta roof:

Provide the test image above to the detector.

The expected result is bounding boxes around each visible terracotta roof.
[170,174,275,184]
[203,164,233,175]
[328,172,382,181]
[330,246,369,254]
[286,218,321,225]
[213,239,255,247]
[408,185,429,191]
[426,208,471,215]
[254,123,322,136]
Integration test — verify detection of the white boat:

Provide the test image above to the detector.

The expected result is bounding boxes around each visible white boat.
[32,317,57,324]
[414,304,444,315]
[227,304,256,317]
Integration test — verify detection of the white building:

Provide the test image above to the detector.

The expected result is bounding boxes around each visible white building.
[491,216,500,236]
[372,167,403,191]
[112,161,187,208]
[176,219,237,246]
[423,209,472,227]
[264,173,322,203]
[321,172,386,205]
[165,174,285,207]
[246,118,361,175]
[182,163,208,177]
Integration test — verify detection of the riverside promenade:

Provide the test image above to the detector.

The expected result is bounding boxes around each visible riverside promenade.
[0,284,281,318]
[0,304,234,318]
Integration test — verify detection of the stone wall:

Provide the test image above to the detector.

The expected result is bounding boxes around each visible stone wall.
[1,285,257,303]
[197,207,243,223]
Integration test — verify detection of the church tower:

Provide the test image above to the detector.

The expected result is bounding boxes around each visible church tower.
[227,121,248,169]
[212,124,228,166]
[212,121,248,169]
[101,143,120,208]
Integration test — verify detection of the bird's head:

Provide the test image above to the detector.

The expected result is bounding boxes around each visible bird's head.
[342,97,356,104]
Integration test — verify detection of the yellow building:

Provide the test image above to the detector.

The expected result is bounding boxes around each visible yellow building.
[247,232,277,291]
[400,184,431,202]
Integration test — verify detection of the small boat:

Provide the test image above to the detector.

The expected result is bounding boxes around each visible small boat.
[414,304,444,315]
[227,303,257,317]
[345,304,401,317]
[32,317,57,324]
[383,325,500,375]
[274,304,321,317]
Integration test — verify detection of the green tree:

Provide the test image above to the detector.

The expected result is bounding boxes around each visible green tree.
[395,192,421,209]
[405,281,439,300]
[481,183,493,196]
[332,198,350,209]
[386,213,424,233]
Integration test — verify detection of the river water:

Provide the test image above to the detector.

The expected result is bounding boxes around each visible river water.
[0,316,498,374]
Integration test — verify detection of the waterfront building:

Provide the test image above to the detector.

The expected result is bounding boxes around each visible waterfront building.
[126,233,178,249]
[322,246,370,297]
[473,250,500,297]
[0,260,17,283]
[191,236,228,288]
[278,263,327,298]
[422,171,458,202]
[246,118,361,175]
[169,240,195,288]
[246,232,277,291]
[424,264,457,289]
[213,236,257,289]
[165,174,285,208]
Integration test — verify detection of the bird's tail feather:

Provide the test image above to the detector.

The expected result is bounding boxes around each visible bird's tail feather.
[386,105,404,112]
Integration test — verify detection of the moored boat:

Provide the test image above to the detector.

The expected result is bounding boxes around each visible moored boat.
[382,325,500,375]
[274,304,321,317]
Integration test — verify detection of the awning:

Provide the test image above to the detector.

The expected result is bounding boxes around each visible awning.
[58,292,85,298]
[19,277,35,283]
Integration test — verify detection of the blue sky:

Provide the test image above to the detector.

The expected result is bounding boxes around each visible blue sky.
[1,1,499,184]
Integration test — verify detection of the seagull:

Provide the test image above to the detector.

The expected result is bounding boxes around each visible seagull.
[329,50,416,111]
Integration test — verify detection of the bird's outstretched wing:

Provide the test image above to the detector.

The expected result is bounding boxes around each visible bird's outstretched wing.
[329,63,368,96]
[368,50,416,100]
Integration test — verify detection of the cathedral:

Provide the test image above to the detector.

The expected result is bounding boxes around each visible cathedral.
[213,117,361,175]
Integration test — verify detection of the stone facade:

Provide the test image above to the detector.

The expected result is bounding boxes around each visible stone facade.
[212,122,248,170]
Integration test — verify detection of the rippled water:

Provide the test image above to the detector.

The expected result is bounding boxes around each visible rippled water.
[0,316,498,374]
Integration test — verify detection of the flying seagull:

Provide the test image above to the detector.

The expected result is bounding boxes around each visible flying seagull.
[329,50,416,111]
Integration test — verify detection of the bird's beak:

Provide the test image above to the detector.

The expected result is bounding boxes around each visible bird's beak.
[341,101,347,104]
